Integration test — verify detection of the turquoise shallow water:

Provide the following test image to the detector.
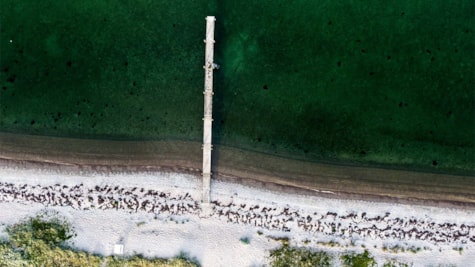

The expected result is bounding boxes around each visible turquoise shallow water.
[0,0,474,173]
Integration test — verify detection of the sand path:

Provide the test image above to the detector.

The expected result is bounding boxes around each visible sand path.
[1,132,474,208]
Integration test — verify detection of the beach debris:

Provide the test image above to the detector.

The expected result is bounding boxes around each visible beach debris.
[113,244,124,255]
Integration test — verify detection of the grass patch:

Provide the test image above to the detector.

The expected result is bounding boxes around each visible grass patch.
[269,243,332,267]
[341,250,376,267]
[317,240,342,247]
[267,236,290,243]
[7,210,76,248]
[383,259,413,267]
[1,212,199,267]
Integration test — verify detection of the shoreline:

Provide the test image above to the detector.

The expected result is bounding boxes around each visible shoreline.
[1,166,474,266]
[1,132,474,209]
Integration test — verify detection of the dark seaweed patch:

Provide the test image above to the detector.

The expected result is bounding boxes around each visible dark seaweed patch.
[7,75,16,83]
[398,102,408,108]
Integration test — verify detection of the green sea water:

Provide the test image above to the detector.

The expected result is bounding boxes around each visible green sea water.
[0,0,474,173]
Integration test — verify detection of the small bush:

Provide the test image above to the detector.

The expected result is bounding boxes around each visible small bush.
[240,237,250,244]
[341,250,376,267]
[7,210,75,248]
[176,251,201,267]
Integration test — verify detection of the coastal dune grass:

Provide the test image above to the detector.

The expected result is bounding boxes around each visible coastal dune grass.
[268,241,332,267]
[0,211,448,266]
[0,212,198,267]
[268,240,412,267]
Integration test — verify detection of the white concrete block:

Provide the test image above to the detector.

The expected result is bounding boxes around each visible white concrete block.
[113,244,124,255]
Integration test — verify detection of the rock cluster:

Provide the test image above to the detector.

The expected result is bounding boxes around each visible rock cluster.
[0,182,200,216]
[1,182,473,245]
[211,198,475,244]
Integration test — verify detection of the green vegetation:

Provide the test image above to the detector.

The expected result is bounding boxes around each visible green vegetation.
[317,240,342,247]
[341,250,376,267]
[383,259,412,267]
[239,236,250,244]
[0,218,458,267]
[452,246,463,255]
[0,0,474,173]
[0,213,199,267]
[107,257,198,267]
[176,251,201,267]
[7,210,76,248]
[269,243,331,267]
[267,244,404,267]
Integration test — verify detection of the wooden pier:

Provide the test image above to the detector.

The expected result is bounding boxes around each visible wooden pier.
[202,16,217,204]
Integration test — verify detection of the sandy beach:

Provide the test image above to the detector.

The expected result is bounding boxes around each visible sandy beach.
[1,163,474,266]
[1,132,474,208]
[0,132,474,266]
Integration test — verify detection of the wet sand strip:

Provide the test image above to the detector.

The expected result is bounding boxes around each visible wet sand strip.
[1,132,474,209]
